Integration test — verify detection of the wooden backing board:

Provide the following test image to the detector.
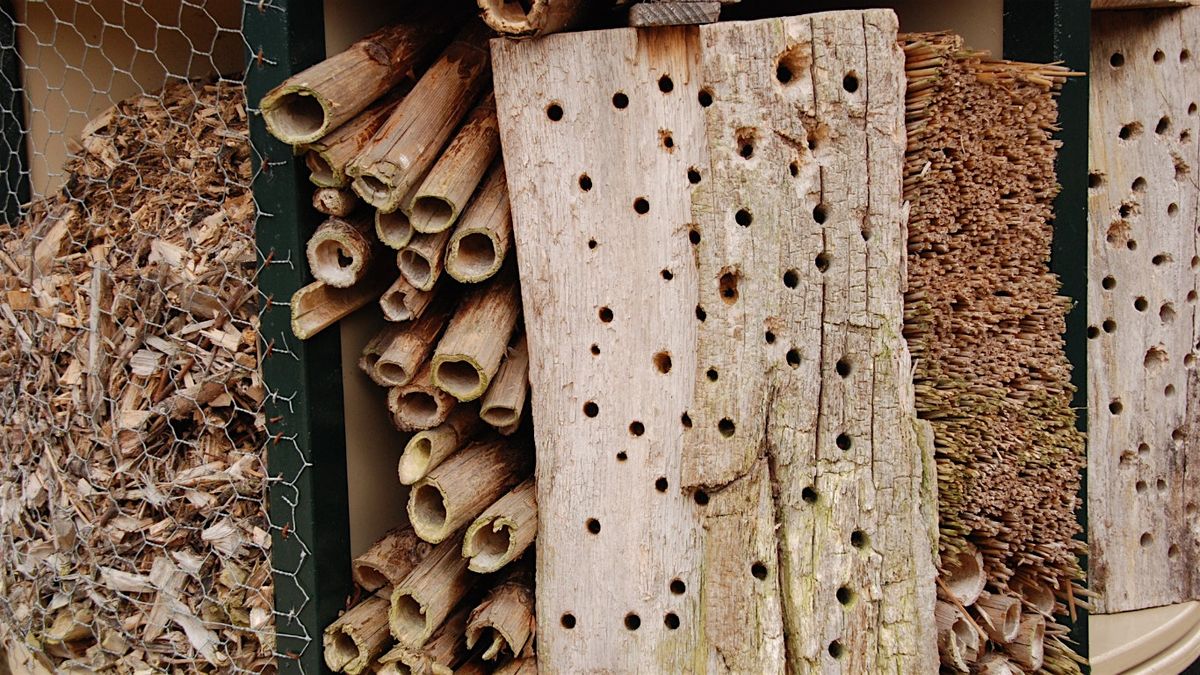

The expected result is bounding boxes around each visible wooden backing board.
[1088,7,1200,613]
[493,10,936,671]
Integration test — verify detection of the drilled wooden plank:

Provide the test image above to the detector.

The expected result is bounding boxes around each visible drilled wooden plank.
[1088,7,1200,613]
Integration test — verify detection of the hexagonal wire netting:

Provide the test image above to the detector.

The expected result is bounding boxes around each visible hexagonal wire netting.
[0,1,300,672]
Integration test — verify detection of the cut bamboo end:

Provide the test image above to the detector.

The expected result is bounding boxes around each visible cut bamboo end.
[975,651,1018,675]
[306,214,375,288]
[466,575,535,661]
[374,292,456,387]
[261,87,332,146]
[380,274,434,322]
[359,323,406,387]
[445,162,511,283]
[323,593,391,675]
[408,439,531,544]
[1009,613,1045,671]
[935,601,980,673]
[313,187,358,217]
[974,591,1022,644]
[351,526,436,592]
[389,534,473,648]
[409,94,500,234]
[378,603,471,675]
[291,272,389,340]
[388,362,457,432]
[376,208,414,250]
[306,151,341,188]
[431,271,521,402]
[302,90,407,189]
[942,543,986,606]
[398,228,453,291]
[399,405,480,485]
[1013,577,1056,616]
[463,478,536,574]
[477,0,585,37]
[479,333,528,430]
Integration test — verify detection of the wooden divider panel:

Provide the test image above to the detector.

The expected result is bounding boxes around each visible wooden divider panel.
[493,11,935,671]
[1089,7,1200,613]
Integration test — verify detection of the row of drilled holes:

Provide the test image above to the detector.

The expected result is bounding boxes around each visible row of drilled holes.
[1109,48,1192,68]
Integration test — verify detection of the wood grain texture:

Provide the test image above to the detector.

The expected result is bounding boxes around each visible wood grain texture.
[1088,8,1200,613]
[493,11,934,671]
[629,2,721,27]
[1093,0,1197,8]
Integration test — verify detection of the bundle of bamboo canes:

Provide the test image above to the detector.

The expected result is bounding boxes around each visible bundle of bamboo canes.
[902,33,1086,674]
[261,14,540,672]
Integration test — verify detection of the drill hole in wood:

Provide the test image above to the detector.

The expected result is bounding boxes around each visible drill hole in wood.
[842,72,859,93]
[1102,276,1116,290]
[629,421,645,437]
[599,306,614,323]
[698,88,713,107]
[1156,116,1171,135]
[560,613,576,629]
[586,518,601,534]
[655,477,669,492]
[717,418,735,437]
[612,92,629,109]
[1118,121,1142,140]
[664,613,680,630]
[633,197,650,215]
[687,167,701,184]
[653,351,672,374]
[1111,52,1125,68]
[719,271,739,304]
[751,562,768,580]
[658,74,674,93]
[624,613,641,630]
[578,173,592,191]
[693,490,709,505]
[735,209,753,227]
[546,102,564,121]
[583,401,599,417]
[670,579,686,595]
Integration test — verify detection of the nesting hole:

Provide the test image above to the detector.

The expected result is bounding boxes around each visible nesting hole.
[802,486,818,503]
[737,127,757,159]
[836,433,852,450]
[842,72,859,93]
[786,349,800,368]
[633,197,650,215]
[688,167,702,184]
[1111,52,1125,67]
[664,613,680,630]
[1089,172,1104,189]
[681,412,693,429]
[815,252,830,272]
[586,518,601,534]
[670,579,687,595]
[1102,276,1116,290]
[653,351,672,374]
[689,228,701,245]
[783,269,799,288]
[661,131,675,150]
[1168,202,1180,216]
[599,306,614,323]
[836,586,855,606]
[1132,176,1147,192]
[1156,116,1171,135]
[829,641,845,659]
[591,344,600,356]
[661,269,674,281]
[1109,399,1123,415]
[851,530,869,549]
[698,88,713,107]
[588,238,597,249]
[629,421,645,437]
[1140,532,1154,547]
[719,271,740,304]
[1152,252,1172,266]
[813,204,828,224]
[561,614,576,629]
[658,74,674,93]
[735,209,753,227]
[695,305,707,322]
[707,367,719,381]
[836,359,851,378]
[751,562,768,580]
[655,477,669,492]
[765,331,776,344]
[1103,318,1117,333]
[612,92,629,109]
[578,174,592,191]
[616,451,628,462]
[693,490,709,505]
[1161,303,1176,324]
[546,103,564,121]
[1135,297,1148,312]
[583,401,599,417]
[1119,122,1142,140]
[718,418,736,437]
[1154,49,1166,64]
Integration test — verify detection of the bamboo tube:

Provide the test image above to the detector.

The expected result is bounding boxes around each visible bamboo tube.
[431,270,521,401]
[313,187,359,217]
[261,16,453,145]
[348,24,492,213]
[303,93,404,188]
[352,526,435,592]
[375,182,423,250]
[379,274,435,322]
[1012,577,1056,616]
[975,651,1018,675]
[374,292,456,387]
[408,439,531,544]
[1009,614,1045,671]
[941,543,986,606]
[466,572,535,660]
[376,603,470,675]
[445,163,511,283]
[463,479,536,574]
[388,361,456,432]
[477,0,585,37]
[479,333,528,431]
[389,534,474,648]
[398,228,453,291]
[323,590,392,675]
[935,601,979,673]
[493,657,537,675]
[306,213,376,288]
[399,405,481,485]
[408,94,500,234]
[291,271,390,340]
[974,591,1021,644]
[358,323,406,387]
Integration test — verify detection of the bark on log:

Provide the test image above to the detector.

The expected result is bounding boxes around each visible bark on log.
[388,361,457,432]
[408,439,531,544]
[290,270,390,340]
[389,534,474,648]
[430,270,520,401]
[466,574,535,660]
[261,17,452,145]
[379,274,435,322]
[409,94,500,234]
[477,0,585,37]
[1009,614,1045,671]
[348,25,492,213]
[479,333,528,431]
[306,213,376,288]
[462,478,536,574]
[323,591,392,675]
[303,93,404,188]
[373,292,456,387]
[399,404,481,485]
[398,228,453,291]
[351,526,435,592]
[376,603,471,675]
[444,163,511,283]
[974,591,1021,644]
[312,187,358,217]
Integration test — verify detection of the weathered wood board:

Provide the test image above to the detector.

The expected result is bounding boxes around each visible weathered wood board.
[1089,7,1200,613]
[493,10,936,671]
[1093,0,1197,9]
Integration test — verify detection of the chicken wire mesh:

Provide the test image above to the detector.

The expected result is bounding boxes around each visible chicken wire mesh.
[0,1,305,672]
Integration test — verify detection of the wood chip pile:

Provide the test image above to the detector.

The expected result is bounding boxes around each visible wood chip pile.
[902,33,1087,674]
[260,10,537,673]
[0,81,272,672]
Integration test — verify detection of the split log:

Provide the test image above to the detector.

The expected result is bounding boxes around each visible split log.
[323,591,391,675]
[291,271,390,340]
[430,270,520,402]
[1009,614,1045,671]
[399,405,481,485]
[388,361,456,432]
[312,187,358,217]
[398,228,453,291]
[479,333,527,431]
[975,651,1019,675]
[493,657,537,675]
[372,293,456,387]
[351,526,436,592]
[409,94,500,234]
[261,16,453,145]
[408,438,531,544]
[306,213,375,288]
[462,478,536,573]
[935,601,980,673]
[303,93,403,188]
[973,591,1021,644]
[444,163,511,283]
[389,534,474,648]
[942,544,986,606]
[376,603,470,675]
[477,0,585,37]
[348,25,492,213]
[379,274,435,322]
[466,573,535,660]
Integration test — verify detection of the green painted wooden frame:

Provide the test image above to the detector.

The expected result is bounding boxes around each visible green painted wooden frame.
[1,0,30,228]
